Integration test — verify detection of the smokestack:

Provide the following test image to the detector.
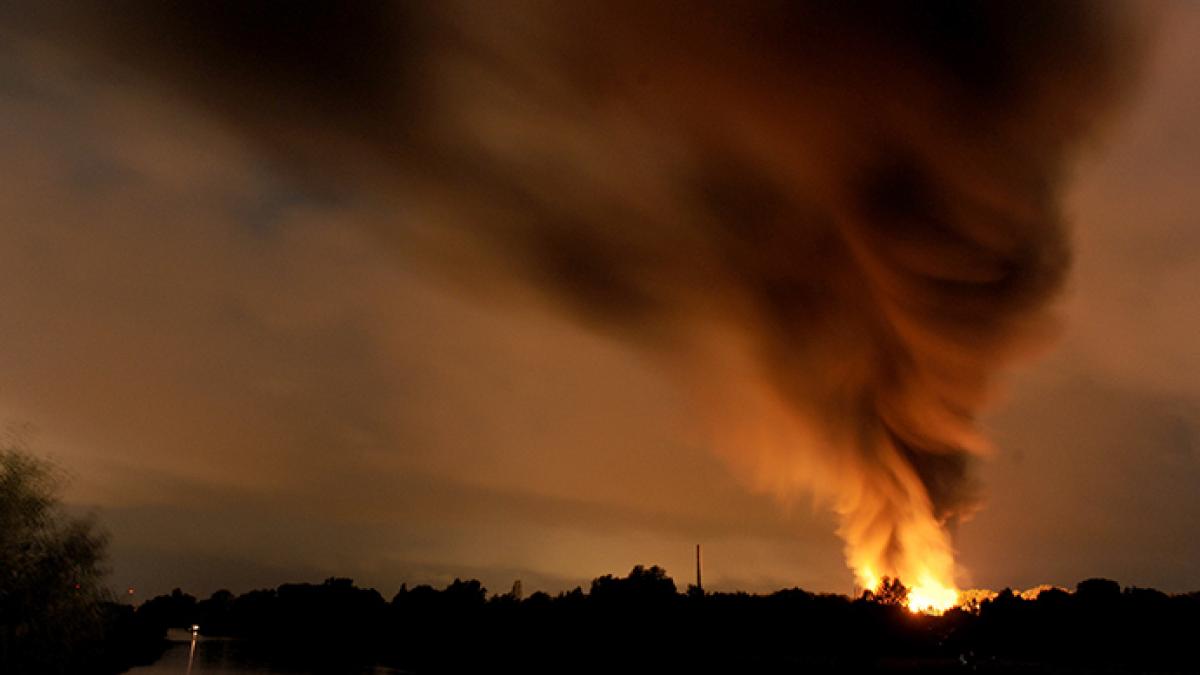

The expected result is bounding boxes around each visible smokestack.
[695,544,703,592]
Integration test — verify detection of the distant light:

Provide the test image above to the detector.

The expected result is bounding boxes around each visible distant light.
[127,587,136,595]
[191,625,200,633]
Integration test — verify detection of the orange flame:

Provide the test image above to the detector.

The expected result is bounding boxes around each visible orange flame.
[702,336,966,616]
[839,437,962,615]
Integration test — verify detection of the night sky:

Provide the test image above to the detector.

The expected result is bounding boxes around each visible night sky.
[1,2,1198,601]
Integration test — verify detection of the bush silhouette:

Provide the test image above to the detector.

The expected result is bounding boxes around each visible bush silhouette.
[0,444,110,674]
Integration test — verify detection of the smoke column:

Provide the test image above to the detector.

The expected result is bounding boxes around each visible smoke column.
[11,1,1145,601]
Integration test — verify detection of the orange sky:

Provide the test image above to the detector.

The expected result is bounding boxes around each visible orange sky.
[0,2,1197,599]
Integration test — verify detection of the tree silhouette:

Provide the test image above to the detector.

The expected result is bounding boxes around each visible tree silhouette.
[0,443,110,675]
[590,564,677,604]
[113,568,1200,673]
[868,576,909,607]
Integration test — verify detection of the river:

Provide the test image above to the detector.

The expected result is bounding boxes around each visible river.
[124,632,404,675]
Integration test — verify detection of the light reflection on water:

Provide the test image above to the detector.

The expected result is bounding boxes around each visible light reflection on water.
[124,637,403,675]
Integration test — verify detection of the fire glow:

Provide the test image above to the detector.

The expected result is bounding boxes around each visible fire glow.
[906,579,959,615]
[39,1,1139,615]
[861,570,959,615]
[833,431,968,616]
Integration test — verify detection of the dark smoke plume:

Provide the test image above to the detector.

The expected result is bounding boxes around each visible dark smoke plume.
[8,0,1145,594]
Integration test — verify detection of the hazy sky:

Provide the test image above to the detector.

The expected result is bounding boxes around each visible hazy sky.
[1,3,1197,600]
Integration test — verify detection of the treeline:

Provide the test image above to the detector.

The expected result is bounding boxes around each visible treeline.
[0,597,165,675]
[129,567,1200,674]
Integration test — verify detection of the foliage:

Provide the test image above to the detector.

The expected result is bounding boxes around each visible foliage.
[0,444,111,674]
[128,568,1200,674]
[589,564,676,603]
[865,576,909,606]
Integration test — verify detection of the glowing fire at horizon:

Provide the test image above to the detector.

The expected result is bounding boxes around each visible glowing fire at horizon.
[838,436,965,615]
[860,568,959,615]
[906,579,959,615]
[713,378,970,617]
[860,569,959,615]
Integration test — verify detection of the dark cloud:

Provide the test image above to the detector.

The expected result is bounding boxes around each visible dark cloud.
[0,1,1159,594]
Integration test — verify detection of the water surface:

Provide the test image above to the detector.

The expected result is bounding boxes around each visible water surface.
[125,636,402,675]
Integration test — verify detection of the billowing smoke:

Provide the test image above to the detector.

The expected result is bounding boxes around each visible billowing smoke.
[12,1,1143,597]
